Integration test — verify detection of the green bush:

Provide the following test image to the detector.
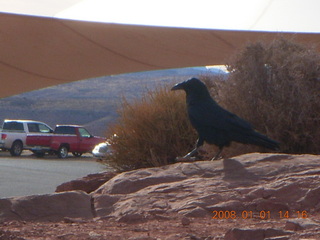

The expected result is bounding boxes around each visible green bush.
[105,86,196,171]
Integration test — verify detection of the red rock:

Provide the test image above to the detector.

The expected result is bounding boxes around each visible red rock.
[0,191,93,222]
[55,172,117,193]
[285,218,320,231]
[92,153,320,223]
[297,186,320,210]
[2,152,320,230]
[225,228,292,240]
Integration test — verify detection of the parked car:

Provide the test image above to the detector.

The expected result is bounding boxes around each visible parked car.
[92,142,113,159]
[26,125,106,158]
[0,119,53,156]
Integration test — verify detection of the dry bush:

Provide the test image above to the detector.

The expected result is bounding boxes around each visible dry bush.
[205,38,320,156]
[105,38,320,171]
[105,86,196,171]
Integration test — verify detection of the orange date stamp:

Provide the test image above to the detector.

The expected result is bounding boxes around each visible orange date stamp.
[212,210,308,220]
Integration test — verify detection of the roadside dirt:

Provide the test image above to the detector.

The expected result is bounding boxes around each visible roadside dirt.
[1,213,320,240]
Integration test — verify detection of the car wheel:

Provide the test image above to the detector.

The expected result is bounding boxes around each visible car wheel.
[72,152,82,157]
[57,145,68,159]
[10,141,23,156]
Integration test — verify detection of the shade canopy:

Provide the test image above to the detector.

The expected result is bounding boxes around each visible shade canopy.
[1,12,320,98]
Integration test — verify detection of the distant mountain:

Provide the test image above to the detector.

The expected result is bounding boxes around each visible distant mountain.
[0,67,225,136]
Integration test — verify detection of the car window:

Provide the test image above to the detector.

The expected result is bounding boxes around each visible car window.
[55,126,76,135]
[28,123,40,132]
[79,128,91,138]
[3,122,24,131]
[38,124,52,133]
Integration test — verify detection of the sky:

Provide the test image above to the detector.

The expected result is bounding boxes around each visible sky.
[1,0,320,33]
[54,0,320,33]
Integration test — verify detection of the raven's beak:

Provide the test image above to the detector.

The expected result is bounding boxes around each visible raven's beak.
[171,82,184,91]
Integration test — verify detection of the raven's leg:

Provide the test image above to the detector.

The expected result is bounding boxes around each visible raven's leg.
[183,148,198,158]
[183,138,204,159]
[211,146,223,161]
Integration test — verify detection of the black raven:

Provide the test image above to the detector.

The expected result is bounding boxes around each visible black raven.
[171,78,280,160]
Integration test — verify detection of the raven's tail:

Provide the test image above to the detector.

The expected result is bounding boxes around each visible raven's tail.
[247,131,280,150]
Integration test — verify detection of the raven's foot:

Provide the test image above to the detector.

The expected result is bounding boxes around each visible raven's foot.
[211,155,223,161]
[184,148,199,158]
[211,147,223,161]
[175,148,199,162]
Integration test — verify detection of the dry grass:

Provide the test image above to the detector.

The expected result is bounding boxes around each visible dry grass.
[206,38,320,156]
[105,38,320,171]
[105,86,196,171]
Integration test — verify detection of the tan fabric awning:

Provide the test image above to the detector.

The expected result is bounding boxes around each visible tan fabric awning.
[1,12,320,98]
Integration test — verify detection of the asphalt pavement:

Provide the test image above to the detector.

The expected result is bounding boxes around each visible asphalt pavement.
[0,151,106,198]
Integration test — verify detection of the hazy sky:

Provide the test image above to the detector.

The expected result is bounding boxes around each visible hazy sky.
[1,0,320,32]
[56,0,320,32]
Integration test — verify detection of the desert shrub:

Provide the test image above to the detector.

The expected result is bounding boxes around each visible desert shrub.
[206,38,320,155]
[105,86,196,171]
[105,38,320,171]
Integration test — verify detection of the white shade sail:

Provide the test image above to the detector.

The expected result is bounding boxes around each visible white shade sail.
[1,0,320,98]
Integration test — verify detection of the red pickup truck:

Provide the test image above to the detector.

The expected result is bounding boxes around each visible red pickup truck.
[26,125,105,158]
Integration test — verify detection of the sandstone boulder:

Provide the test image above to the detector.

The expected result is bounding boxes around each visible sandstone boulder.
[55,171,117,193]
[0,191,93,222]
[92,153,320,222]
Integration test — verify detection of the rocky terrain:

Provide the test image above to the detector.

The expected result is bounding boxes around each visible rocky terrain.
[1,153,320,239]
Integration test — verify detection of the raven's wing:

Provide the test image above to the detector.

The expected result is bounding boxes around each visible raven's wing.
[188,99,252,131]
[188,99,279,149]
